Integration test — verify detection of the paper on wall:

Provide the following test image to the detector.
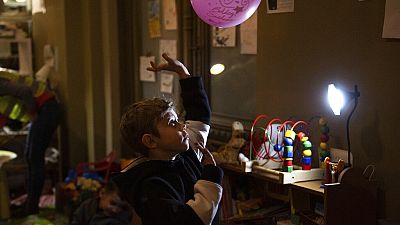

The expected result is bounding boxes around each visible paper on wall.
[140,56,156,82]
[163,0,177,30]
[160,72,174,93]
[382,0,400,39]
[159,39,177,62]
[240,12,257,54]
[212,27,236,47]
[148,0,161,38]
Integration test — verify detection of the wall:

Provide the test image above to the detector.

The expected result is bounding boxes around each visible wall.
[139,0,183,111]
[257,0,399,219]
[32,0,120,167]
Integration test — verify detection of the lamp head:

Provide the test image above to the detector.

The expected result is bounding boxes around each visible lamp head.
[327,84,360,115]
[328,84,344,115]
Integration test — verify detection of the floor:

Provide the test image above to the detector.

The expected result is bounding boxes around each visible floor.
[1,208,69,225]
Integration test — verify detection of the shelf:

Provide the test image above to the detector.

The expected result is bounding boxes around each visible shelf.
[220,163,324,184]
[0,37,32,75]
[290,180,324,196]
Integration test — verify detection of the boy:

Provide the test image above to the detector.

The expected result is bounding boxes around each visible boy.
[112,53,223,225]
[71,181,133,225]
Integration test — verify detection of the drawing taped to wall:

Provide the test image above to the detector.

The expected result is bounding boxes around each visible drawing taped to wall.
[212,27,236,47]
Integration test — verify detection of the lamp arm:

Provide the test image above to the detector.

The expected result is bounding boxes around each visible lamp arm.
[346,85,360,167]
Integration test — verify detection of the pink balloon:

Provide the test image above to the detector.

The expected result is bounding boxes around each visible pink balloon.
[190,0,261,28]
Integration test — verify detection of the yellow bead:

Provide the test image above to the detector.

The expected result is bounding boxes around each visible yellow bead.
[319,117,328,126]
[301,136,309,142]
[320,142,328,150]
[303,149,312,157]
[285,130,296,140]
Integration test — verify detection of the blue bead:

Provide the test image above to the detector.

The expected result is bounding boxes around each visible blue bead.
[283,137,293,146]
[274,144,283,152]
[302,156,312,164]
[283,151,294,158]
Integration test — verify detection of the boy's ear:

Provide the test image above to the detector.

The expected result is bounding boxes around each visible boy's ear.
[142,134,157,149]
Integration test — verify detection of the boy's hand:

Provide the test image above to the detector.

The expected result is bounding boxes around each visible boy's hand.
[147,53,191,79]
[196,143,216,166]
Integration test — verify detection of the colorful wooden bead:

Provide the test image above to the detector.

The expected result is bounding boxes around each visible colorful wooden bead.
[283,166,293,172]
[285,130,296,140]
[303,149,312,157]
[320,133,329,142]
[319,149,330,158]
[283,137,294,146]
[284,145,293,152]
[319,117,328,126]
[297,132,306,140]
[303,140,312,149]
[273,144,283,152]
[302,164,312,170]
[320,125,330,134]
[283,150,294,158]
[320,142,328,150]
[302,156,312,165]
[301,136,309,142]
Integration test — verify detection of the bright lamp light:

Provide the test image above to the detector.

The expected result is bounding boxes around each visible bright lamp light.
[210,63,225,75]
[328,84,345,115]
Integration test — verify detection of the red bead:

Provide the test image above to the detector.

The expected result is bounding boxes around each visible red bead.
[297,132,306,140]
[302,164,312,170]
[320,133,329,142]
[286,160,293,166]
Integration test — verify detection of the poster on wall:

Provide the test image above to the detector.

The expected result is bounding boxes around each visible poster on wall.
[266,0,294,14]
[382,0,400,39]
[212,27,236,47]
[240,12,257,54]
[160,73,174,93]
[159,39,177,62]
[148,0,161,38]
[163,0,177,30]
[140,56,156,82]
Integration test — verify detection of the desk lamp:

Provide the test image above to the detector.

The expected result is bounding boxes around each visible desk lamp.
[327,84,360,167]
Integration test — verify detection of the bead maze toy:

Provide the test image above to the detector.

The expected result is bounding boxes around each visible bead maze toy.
[246,114,324,184]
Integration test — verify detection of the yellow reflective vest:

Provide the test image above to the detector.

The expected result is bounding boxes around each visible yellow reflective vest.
[0,69,47,97]
[0,95,31,123]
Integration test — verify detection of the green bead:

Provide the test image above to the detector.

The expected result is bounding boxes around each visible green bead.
[303,140,312,149]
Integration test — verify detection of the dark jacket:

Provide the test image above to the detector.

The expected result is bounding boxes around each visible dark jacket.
[71,197,132,225]
[113,77,223,225]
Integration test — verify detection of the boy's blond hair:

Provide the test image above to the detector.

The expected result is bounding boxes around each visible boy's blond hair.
[120,98,173,156]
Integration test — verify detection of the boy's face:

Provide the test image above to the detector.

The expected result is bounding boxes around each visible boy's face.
[153,110,189,155]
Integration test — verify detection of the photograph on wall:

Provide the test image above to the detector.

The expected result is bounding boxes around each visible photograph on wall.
[240,12,257,54]
[160,72,174,93]
[163,0,177,30]
[382,0,400,39]
[159,39,177,63]
[148,0,161,38]
[266,0,294,14]
[140,56,156,82]
[212,27,236,47]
